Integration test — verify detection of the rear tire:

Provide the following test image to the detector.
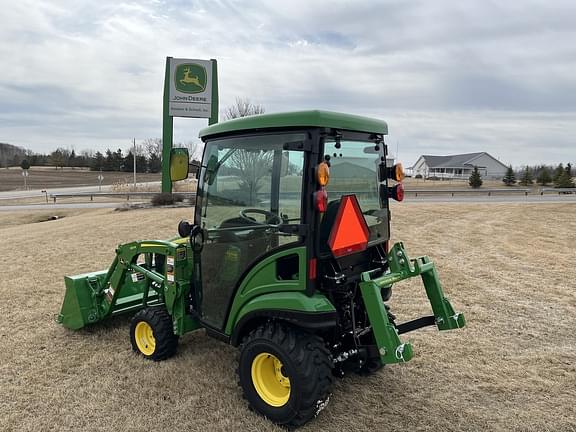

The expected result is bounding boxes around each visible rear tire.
[238,323,333,428]
[130,307,178,361]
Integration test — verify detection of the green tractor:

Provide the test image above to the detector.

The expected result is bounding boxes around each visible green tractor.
[58,110,465,427]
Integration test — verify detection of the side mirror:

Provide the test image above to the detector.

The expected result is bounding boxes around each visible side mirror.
[170,148,189,182]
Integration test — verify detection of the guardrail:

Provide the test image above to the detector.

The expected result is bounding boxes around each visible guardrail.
[539,188,576,195]
[406,188,531,197]
[49,192,196,203]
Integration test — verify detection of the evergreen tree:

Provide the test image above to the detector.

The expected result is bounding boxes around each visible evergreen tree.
[518,167,533,186]
[104,149,114,171]
[469,166,483,188]
[566,163,573,177]
[20,159,30,170]
[136,154,148,173]
[91,151,104,171]
[553,163,564,183]
[555,169,575,188]
[536,166,551,186]
[113,149,124,171]
[148,153,161,173]
[122,151,134,172]
[502,165,516,186]
[68,149,76,167]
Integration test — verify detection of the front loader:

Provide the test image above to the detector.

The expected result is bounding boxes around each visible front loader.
[58,110,465,427]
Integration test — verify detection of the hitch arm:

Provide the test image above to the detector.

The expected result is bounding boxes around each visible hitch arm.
[360,242,465,364]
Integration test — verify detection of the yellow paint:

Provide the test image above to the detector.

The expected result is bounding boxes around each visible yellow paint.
[251,353,291,407]
[134,321,156,356]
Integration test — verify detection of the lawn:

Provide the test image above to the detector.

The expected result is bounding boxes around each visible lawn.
[0,203,574,431]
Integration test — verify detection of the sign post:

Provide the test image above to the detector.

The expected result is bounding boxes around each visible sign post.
[162,57,218,193]
[22,169,29,190]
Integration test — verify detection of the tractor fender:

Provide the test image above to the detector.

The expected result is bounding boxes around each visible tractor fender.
[229,292,337,346]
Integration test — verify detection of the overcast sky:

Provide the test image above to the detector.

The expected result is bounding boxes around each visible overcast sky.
[1,0,574,166]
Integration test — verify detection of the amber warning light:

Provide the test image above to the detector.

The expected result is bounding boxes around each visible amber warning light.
[328,195,370,257]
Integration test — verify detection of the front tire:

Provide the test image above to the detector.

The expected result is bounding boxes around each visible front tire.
[130,307,178,361]
[238,323,333,428]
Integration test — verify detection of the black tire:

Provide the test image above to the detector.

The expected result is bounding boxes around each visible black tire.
[130,307,178,361]
[238,323,333,428]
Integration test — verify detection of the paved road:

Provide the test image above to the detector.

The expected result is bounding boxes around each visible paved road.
[0,182,161,200]
[403,194,576,204]
[0,202,134,211]
[1,193,574,211]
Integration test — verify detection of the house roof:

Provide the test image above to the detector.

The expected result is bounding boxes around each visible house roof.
[415,152,506,169]
[199,110,388,139]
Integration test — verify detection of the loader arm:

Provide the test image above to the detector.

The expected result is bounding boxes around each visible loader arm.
[58,240,199,334]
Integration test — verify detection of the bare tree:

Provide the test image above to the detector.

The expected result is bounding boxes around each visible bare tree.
[229,150,274,205]
[178,141,203,161]
[223,97,265,120]
[143,138,162,160]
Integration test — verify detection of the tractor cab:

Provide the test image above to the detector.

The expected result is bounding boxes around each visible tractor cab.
[179,111,404,332]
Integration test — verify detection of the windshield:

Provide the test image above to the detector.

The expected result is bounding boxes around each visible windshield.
[324,138,389,243]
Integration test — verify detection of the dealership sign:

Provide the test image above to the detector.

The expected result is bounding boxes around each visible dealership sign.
[168,58,213,118]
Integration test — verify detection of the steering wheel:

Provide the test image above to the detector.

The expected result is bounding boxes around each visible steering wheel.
[239,209,282,225]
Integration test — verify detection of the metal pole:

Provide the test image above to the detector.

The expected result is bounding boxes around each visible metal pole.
[133,137,137,191]
[209,59,219,126]
[161,57,174,193]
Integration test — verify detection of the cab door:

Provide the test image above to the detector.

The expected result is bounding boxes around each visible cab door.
[194,133,307,329]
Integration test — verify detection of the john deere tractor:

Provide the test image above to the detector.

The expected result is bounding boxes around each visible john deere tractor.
[58,110,465,427]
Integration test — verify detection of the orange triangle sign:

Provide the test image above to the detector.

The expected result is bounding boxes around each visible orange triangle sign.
[328,195,369,257]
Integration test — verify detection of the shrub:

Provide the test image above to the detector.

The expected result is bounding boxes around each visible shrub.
[415,174,423,179]
[151,193,184,206]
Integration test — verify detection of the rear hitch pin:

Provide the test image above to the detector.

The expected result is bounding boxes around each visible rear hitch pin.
[395,343,407,362]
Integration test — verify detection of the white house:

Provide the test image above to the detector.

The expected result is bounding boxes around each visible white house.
[409,152,507,179]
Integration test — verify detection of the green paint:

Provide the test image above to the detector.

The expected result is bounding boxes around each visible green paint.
[161,57,174,193]
[360,242,465,364]
[58,239,200,335]
[224,247,308,334]
[209,58,219,126]
[199,110,388,138]
[231,292,335,331]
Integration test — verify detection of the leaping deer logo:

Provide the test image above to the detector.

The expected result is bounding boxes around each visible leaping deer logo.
[180,67,203,88]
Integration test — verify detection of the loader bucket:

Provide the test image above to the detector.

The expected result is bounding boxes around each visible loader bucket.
[57,270,108,330]
[57,268,160,330]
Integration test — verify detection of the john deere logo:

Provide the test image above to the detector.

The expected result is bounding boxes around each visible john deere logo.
[175,63,207,93]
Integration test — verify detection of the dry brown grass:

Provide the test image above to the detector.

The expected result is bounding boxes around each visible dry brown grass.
[1,204,575,431]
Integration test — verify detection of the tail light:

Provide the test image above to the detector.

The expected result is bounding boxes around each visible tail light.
[388,183,404,202]
[315,188,328,212]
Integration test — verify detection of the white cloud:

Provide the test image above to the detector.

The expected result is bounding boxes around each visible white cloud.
[0,0,574,166]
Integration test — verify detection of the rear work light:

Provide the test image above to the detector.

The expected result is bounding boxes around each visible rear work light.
[388,183,405,202]
[387,162,405,182]
[317,162,330,186]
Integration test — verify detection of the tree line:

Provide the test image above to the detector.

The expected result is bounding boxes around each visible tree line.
[502,163,574,188]
[2,139,202,174]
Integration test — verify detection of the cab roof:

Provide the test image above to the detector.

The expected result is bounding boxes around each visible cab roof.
[199,110,388,139]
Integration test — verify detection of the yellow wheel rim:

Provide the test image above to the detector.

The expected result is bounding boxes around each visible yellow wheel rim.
[134,321,156,356]
[251,352,291,407]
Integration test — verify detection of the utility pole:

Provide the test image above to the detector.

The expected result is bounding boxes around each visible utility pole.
[133,138,137,191]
